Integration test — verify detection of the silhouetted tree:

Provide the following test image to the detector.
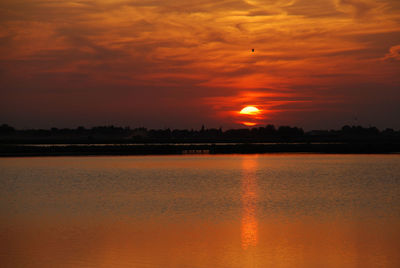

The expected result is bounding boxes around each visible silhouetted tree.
[0,124,15,135]
[278,126,304,138]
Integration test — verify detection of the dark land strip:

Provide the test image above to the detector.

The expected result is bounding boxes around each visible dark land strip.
[1,142,400,156]
[2,124,400,156]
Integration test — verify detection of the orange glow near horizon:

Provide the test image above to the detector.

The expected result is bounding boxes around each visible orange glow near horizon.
[242,122,257,127]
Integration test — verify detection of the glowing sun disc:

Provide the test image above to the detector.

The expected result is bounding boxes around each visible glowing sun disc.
[242,122,257,126]
[240,106,260,115]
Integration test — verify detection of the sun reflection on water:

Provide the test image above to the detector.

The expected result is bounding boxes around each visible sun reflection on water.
[241,156,259,250]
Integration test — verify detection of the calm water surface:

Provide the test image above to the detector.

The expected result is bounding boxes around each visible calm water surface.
[1,154,400,267]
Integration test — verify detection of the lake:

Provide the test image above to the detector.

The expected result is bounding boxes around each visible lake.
[1,154,400,267]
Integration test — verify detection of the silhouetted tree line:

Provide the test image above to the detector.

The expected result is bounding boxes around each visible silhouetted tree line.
[0,123,399,144]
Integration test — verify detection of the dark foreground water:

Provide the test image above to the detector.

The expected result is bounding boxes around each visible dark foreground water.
[1,154,400,267]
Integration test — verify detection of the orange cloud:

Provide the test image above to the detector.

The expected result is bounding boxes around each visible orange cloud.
[384,45,400,61]
[0,0,399,129]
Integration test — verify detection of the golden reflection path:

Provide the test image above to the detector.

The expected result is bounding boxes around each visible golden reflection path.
[241,156,259,250]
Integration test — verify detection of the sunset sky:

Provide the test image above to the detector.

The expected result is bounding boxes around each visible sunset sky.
[0,0,399,129]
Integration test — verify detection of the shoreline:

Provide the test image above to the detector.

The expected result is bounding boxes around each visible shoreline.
[1,143,400,157]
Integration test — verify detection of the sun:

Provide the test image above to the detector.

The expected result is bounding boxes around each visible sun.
[242,122,257,126]
[238,106,262,127]
[239,106,260,115]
